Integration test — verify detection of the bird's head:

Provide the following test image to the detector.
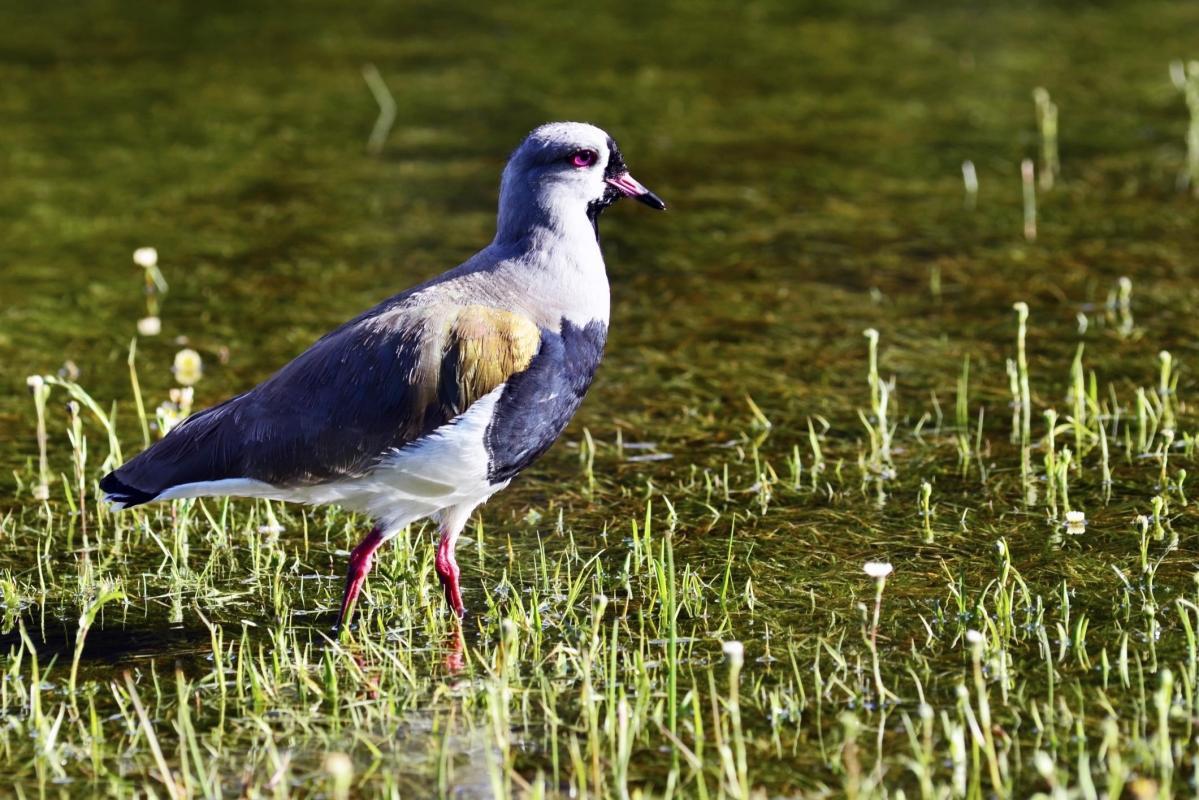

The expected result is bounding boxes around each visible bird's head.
[497,121,665,241]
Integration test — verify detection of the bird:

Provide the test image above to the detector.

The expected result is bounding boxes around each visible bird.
[99,121,666,628]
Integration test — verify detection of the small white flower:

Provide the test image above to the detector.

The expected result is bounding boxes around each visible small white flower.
[863,561,893,579]
[169,386,195,416]
[1033,750,1055,779]
[1065,510,1087,535]
[25,375,44,391]
[133,247,158,268]
[323,752,353,789]
[156,400,185,435]
[722,640,744,662]
[137,316,162,337]
[965,629,983,645]
[172,348,203,386]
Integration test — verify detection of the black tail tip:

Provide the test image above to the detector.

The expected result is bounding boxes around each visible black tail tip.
[98,472,156,509]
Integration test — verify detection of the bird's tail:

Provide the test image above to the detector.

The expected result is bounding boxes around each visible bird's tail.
[98,471,159,510]
[98,396,248,510]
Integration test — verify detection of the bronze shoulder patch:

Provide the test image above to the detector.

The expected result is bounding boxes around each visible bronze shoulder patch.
[439,305,541,416]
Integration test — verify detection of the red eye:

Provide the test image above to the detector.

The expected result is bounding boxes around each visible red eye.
[571,150,597,168]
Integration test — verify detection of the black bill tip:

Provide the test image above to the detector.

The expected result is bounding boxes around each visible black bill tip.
[635,190,667,211]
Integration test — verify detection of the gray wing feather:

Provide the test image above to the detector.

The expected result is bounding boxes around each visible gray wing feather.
[99,292,545,507]
[101,304,440,503]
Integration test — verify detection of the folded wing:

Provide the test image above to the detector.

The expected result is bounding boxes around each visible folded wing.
[100,303,543,507]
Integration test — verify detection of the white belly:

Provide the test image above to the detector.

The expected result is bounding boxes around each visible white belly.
[155,386,510,534]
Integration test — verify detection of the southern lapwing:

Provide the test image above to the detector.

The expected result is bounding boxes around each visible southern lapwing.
[100,122,665,627]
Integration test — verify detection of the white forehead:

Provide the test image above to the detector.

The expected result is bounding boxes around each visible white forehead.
[519,121,611,156]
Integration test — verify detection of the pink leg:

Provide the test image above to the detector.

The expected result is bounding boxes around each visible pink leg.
[335,526,386,630]
[444,628,466,674]
[435,524,466,618]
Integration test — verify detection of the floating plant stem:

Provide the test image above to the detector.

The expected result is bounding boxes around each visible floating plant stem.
[1172,60,1199,196]
[955,354,970,466]
[1033,87,1059,190]
[1070,344,1088,457]
[1158,350,1177,434]
[721,641,749,800]
[1153,668,1175,792]
[134,247,167,336]
[964,630,1005,793]
[1021,159,1037,241]
[666,526,679,752]
[1136,387,1155,455]
[26,375,51,500]
[1151,494,1168,540]
[65,400,87,540]
[1099,416,1113,500]
[124,672,183,800]
[961,160,978,209]
[1013,303,1033,499]
[1057,447,1073,514]
[127,338,151,448]
[69,587,125,703]
[323,752,354,800]
[362,64,397,156]
[807,417,825,488]
[44,374,122,469]
[1044,409,1059,517]
[863,562,896,704]
[919,481,934,543]
[861,328,894,477]
[1116,276,1134,338]
[1006,360,1020,444]
[580,427,596,495]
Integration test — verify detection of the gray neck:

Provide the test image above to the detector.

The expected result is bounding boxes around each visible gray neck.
[465,171,608,328]
[493,168,599,251]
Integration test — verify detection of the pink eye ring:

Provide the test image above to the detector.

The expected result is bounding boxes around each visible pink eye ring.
[570,149,598,168]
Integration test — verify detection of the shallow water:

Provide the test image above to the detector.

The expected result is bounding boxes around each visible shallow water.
[5,0,1199,796]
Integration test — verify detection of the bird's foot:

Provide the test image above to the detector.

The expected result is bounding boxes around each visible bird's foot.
[334,526,386,633]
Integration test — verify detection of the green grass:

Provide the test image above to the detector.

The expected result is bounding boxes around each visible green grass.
[6,0,1199,796]
[3,291,1199,796]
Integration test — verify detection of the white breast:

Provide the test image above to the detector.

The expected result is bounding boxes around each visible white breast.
[279,385,511,532]
[156,386,511,536]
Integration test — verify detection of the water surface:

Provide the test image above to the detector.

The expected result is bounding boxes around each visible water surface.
[3,1,1199,796]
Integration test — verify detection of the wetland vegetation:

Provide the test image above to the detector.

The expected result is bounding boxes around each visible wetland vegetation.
[5,1,1199,797]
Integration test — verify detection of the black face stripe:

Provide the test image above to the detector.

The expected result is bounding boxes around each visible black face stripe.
[603,136,627,179]
[585,136,629,241]
[586,185,621,241]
